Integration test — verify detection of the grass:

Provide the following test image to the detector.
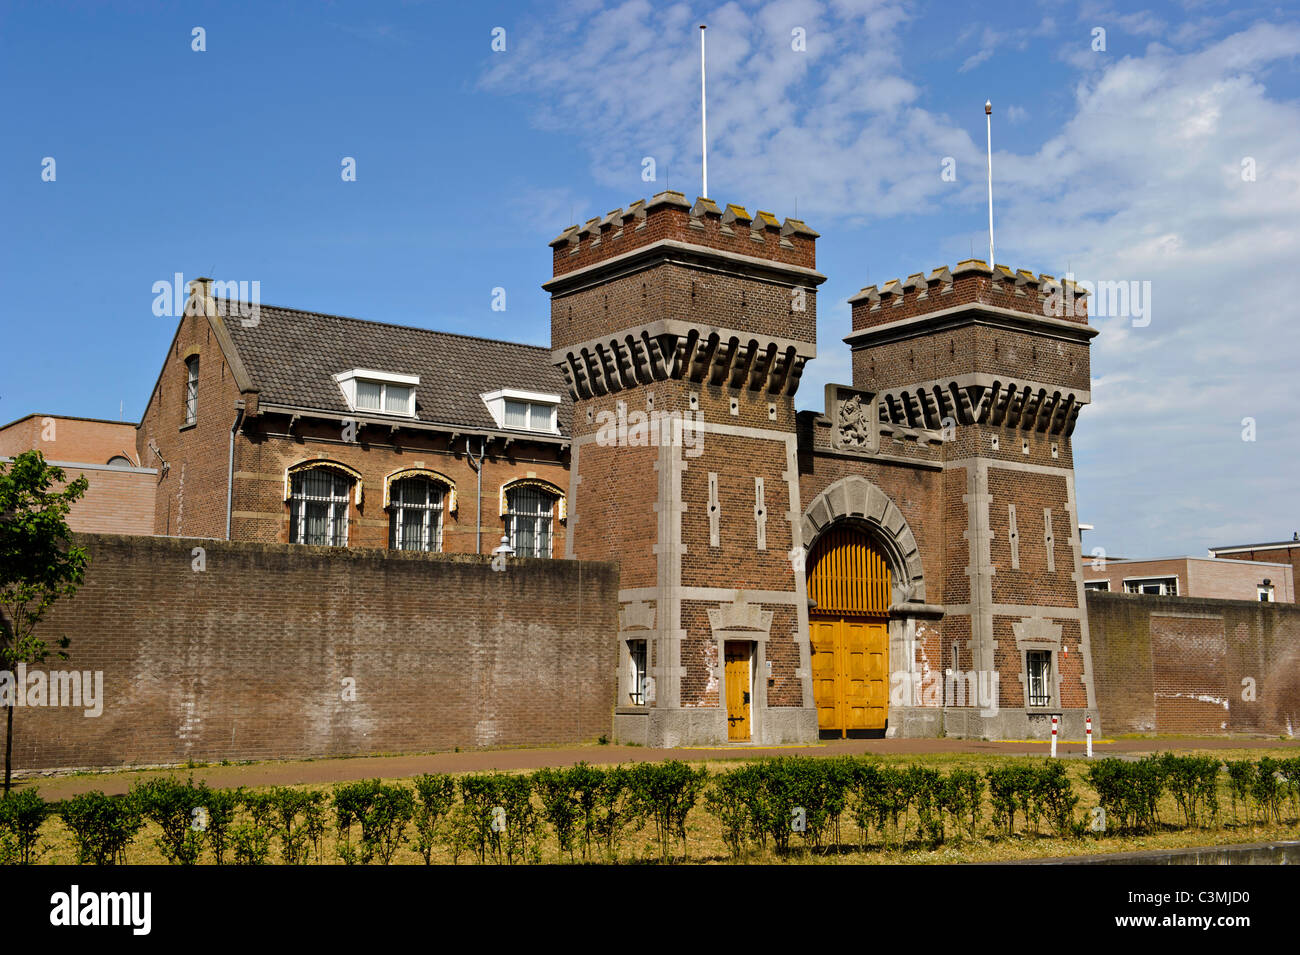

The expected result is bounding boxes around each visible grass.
[13,746,1300,865]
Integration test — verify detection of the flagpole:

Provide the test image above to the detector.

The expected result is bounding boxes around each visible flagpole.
[700,24,708,199]
[985,99,994,267]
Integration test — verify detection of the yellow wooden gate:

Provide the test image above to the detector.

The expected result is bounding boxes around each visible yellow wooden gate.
[724,642,751,741]
[807,526,890,736]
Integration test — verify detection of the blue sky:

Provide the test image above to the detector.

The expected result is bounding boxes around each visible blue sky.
[2,0,1297,559]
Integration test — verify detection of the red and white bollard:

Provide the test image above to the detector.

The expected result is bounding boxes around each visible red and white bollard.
[1050,714,1058,758]
[1086,716,1093,758]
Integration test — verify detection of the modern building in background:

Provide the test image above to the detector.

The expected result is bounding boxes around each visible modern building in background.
[1084,556,1294,602]
[0,414,155,535]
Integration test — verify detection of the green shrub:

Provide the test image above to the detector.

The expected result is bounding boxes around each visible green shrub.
[703,766,755,858]
[1031,761,1078,837]
[1252,758,1285,824]
[333,779,414,865]
[627,761,709,862]
[850,762,909,847]
[59,791,143,865]
[1159,754,1220,829]
[132,775,207,864]
[0,788,50,864]
[938,770,983,839]
[269,787,326,864]
[905,766,944,845]
[412,774,455,864]
[455,773,539,864]
[200,786,240,865]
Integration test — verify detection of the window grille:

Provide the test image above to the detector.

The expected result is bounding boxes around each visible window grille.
[389,476,444,552]
[289,468,352,547]
[629,640,648,705]
[1026,650,1052,707]
[506,485,554,558]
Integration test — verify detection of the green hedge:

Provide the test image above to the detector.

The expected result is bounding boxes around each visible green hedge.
[3,752,1298,864]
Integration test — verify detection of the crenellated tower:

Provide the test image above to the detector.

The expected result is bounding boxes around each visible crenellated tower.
[546,190,826,745]
[845,259,1101,738]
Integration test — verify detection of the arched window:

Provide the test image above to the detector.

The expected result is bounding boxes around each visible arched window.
[289,467,353,547]
[389,476,445,551]
[106,455,133,468]
[505,484,556,558]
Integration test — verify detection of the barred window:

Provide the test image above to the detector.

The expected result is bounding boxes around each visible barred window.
[184,356,199,425]
[1026,650,1052,708]
[389,476,445,552]
[628,639,648,706]
[289,468,352,547]
[506,485,554,558]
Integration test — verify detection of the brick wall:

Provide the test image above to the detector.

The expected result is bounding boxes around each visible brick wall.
[1088,591,1300,736]
[10,534,619,772]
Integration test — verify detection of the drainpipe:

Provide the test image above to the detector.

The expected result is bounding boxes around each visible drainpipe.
[466,436,486,554]
[226,407,244,540]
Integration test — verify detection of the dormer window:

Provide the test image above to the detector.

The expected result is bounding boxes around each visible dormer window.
[334,369,419,418]
[481,389,560,434]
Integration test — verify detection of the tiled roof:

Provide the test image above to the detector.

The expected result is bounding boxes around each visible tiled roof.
[220,301,571,437]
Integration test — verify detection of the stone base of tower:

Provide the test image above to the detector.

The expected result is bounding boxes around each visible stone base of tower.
[887,707,1101,740]
[614,706,819,748]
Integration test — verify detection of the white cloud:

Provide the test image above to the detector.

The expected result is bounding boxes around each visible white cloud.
[482,3,1300,557]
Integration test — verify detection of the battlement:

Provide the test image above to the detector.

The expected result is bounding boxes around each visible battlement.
[848,259,1090,331]
[549,190,818,276]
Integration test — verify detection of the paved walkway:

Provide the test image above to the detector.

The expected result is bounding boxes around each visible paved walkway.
[16,736,1298,799]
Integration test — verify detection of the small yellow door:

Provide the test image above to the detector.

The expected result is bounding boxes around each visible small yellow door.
[724,642,751,741]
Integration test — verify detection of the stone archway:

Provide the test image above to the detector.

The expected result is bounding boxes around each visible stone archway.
[801,475,926,605]
[800,475,943,738]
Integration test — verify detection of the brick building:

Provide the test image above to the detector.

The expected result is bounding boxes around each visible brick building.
[0,414,156,536]
[14,188,1107,746]
[1209,536,1300,596]
[1084,555,1295,603]
[135,289,571,557]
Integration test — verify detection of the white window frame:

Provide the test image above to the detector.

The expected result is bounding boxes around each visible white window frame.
[1084,580,1110,592]
[505,484,555,558]
[1025,649,1053,708]
[480,388,561,435]
[333,369,420,418]
[1258,584,1275,602]
[1123,576,1178,596]
[184,355,199,426]
[389,475,446,552]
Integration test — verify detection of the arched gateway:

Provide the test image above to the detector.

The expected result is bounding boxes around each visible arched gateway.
[802,475,939,738]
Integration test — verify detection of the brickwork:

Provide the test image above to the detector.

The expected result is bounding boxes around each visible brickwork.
[12,534,618,772]
[555,193,820,746]
[1085,556,1295,602]
[231,415,568,554]
[1088,591,1300,736]
[849,261,1090,330]
[0,415,156,536]
[136,309,244,538]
